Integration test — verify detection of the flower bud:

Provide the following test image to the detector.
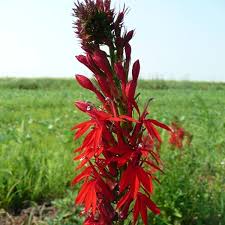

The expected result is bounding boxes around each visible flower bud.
[125,43,131,61]
[114,62,126,83]
[75,75,96,92]
[75,101,92,113]
[92,50,112,77]
[124,30,134,43]
[132,60,140,81]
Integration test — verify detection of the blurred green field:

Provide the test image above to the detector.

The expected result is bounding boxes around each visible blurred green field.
[0,78,225,225]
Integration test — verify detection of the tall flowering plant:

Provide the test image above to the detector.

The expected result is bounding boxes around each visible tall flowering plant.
[71,1,172,224]
[169,122,192,149]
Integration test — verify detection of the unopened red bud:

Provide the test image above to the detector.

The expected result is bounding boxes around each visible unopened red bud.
[76,55,93,72]
[86,53,96,68]
[92,50,112,76]
[114,62,126,83]
[125,80,132,98]
[125,30,134,43]
[75,75,96,92]
[132,60,140,81]
[125,43,131,60]
[115,11,125,26]
[75,101,92,113]
[76,55,88,66]
[76,54,100,75]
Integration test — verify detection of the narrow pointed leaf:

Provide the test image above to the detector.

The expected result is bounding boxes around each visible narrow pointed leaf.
[71,166,92,186]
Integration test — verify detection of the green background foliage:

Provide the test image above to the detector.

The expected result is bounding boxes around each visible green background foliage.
[0,78,224,224]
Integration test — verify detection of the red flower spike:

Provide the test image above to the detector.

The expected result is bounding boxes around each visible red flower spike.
[169,122,192,149]
[72,1,172,224]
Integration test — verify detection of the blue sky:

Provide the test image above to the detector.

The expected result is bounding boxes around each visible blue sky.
[0,0,225,81]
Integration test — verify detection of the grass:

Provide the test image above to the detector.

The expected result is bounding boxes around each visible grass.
[0,78,225,224]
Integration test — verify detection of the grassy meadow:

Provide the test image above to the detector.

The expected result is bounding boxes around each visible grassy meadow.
[0,78,225,224]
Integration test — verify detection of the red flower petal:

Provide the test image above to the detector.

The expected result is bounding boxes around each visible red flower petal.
[132,174,140,199]
[114,62,126,83]
[92,50,112,77]
[71,166,92,186]
[119,164,132,192]
[133,194,140,225]
[76,75,96,92]
[137,167,153,194]
[117,191,131,209]
[144,120,162,142]
[125,43,131,61]
[144,194,160,215]
[140,198,148,225]
[132,60,140,81]
[124,30,134,43]
[119,115,139,123]
[149,119,172,132]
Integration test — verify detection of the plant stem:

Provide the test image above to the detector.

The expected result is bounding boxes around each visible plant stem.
[114,221,125,225]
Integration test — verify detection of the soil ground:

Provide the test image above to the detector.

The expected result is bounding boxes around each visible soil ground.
[0,203,56,225]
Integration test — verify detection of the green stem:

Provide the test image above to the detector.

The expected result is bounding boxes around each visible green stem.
[114,221,125,225]
[109,46,127,115]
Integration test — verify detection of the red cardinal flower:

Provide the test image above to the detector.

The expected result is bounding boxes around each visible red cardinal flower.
[169,122,192,149]
[133,192,160,225]
[72,1,172,224]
